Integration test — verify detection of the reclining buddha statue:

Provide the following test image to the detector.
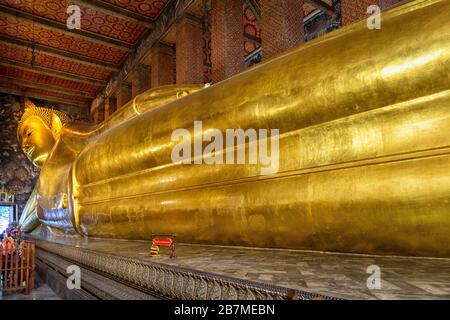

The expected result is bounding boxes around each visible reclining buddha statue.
[18,0,450,257]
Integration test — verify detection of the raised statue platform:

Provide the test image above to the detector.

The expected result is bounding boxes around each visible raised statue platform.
[30,234,450,300]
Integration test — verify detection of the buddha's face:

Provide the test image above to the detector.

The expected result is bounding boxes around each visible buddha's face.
[18,116,56,167]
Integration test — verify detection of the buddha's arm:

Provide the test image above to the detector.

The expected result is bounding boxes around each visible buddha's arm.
[19,187,40,233]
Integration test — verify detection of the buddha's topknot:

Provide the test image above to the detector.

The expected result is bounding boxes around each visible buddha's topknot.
[18,99,71,132]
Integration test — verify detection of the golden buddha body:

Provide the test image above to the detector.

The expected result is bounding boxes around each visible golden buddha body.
[19,0,450,257]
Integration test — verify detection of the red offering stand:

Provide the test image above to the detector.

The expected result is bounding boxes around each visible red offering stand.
[150,233,176,259]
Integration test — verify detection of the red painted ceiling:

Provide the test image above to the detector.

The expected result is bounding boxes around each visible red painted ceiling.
[0,0,169,107]
[0,15,128,64]
[101,0,169,18]
[0,65,100,94]
[0,0,148,43]
[0,43,112,81]
[0,0,332,108]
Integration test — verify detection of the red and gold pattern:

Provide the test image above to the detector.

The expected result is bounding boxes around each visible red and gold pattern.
[0,0,148,44]
[0,43,112,81]
[203,36,211,67]
[0,79,91,104]
[0,65,100,94]
[203,36,211,83]
[0,0,172,107]
[101,0,169,18]
[202,3,211,83]
[0,42,31,63]
[33,51,112,81]
[0,15,128,64]
[243,1,261,56]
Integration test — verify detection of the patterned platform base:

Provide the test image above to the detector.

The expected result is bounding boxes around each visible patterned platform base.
[34,239,333,300]
[31,235,450,300]
[35,250,158,300]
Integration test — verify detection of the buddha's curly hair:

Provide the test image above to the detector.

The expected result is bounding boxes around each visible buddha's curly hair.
[18,99,71,132]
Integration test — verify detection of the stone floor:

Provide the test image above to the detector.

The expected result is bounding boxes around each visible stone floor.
[30,234,450,300]
[0,275,61,300]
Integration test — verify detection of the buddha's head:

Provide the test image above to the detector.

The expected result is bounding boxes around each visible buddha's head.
[17,99,70,167]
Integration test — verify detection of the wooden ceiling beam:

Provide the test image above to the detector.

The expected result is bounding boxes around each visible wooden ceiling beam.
[0,35,120,71]
[0,86,89,108]
[0,6,133,51]
[305,0,336,18]
[1,76,96,99]
[73,0,155,29]
[0,58,106,87]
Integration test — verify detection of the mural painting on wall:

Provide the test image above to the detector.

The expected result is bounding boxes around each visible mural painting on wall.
[0,94,39,215]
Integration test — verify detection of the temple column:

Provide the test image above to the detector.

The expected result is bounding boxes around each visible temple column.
[97,105,105,123]
[151,43,176,87]
[260,0,304,60]
[176,15,204,85]
[210,0,244,83]
[104,96,117,120]
[341,0,405,27]
[108,96,117,116]
[116,83,132,109]
[378,0,403,10]
[93,108,99,124]
[131,64,151,98]
[341,0,377,26]
[104,98,111,121]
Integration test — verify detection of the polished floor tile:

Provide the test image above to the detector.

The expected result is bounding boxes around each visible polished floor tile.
[28,234,450,300]
[0,276,60,300]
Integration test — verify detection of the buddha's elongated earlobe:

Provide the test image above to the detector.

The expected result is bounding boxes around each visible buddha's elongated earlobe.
[51,113,63,140]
